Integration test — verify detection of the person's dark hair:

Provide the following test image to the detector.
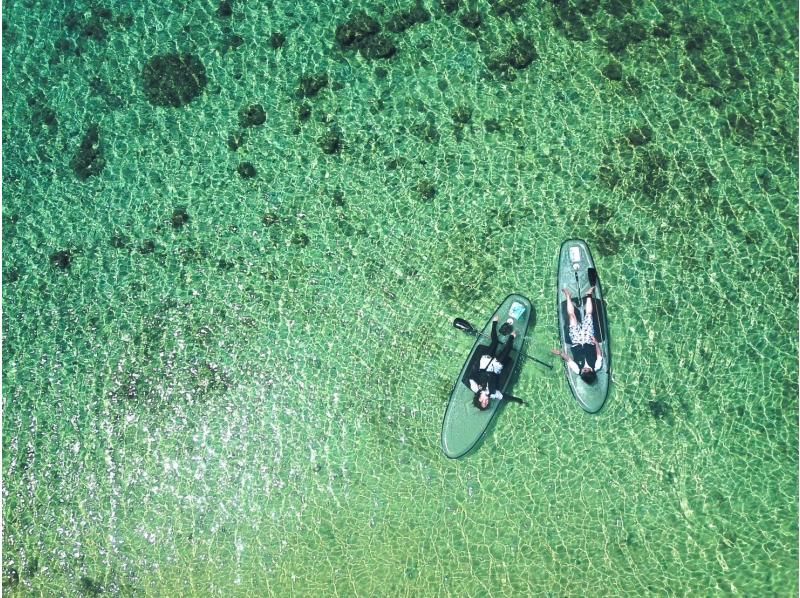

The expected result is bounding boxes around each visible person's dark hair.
[473,392,490,411]
[580,370,597,385]
[499,322,513,336]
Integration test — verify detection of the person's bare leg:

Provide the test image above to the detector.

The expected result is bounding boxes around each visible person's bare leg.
[585,286,595,317]
[562,288,578,326]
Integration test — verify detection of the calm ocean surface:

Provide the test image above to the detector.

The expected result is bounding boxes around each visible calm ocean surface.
[3,0,797,595]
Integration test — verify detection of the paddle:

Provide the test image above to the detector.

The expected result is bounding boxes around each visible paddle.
[588,268,605,343]
[452,318,553,369]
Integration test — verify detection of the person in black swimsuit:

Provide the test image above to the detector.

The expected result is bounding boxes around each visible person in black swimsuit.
[468,316,523,410]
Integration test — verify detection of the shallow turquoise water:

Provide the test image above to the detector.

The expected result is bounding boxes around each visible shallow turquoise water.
[3,0,798,595]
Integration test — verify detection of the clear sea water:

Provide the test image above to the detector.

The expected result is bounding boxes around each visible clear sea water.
[2,0,797,595]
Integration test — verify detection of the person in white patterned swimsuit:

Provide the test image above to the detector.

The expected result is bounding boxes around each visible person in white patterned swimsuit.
[551,286,603,385]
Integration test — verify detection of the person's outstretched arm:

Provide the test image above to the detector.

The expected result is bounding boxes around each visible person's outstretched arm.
[592,337,603,371]
[551,348,579,374]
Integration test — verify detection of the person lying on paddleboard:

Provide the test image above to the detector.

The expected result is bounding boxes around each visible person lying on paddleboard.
[551,286,604,384]
[468,316,523,410]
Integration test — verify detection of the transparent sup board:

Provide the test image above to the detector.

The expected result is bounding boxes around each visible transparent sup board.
[442,294,532,458]
[557,240,611,413]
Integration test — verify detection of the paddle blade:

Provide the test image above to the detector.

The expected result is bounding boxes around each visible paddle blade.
[452,318,478,335]
[588,267,598,286]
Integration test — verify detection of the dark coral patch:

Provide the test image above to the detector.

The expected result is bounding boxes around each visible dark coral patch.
[594,229,621,256]
[441,0,459,14]
[451,105,472,124]
[598,145,672,205]
[55,37,75,54]
[491,0,528,19]
[217,0,233,18]
[60,7,114,45]
[551,1,590,42]
[507,36,537,69]
[652,21,671,39]
[297,103,312,122]
[411,116,440,144]
[89,77,124,110]
[3,567,19,590]
[605,0,631,19]
[417,179,437,201]
[648,399,673,421]
[51,250,72,270]
[291,232,310,247]
[80,576,104,595]
[296,74,329,99]
[81,17,108,41]
[331,189,346,207]
[92,6,113,20]
[622,76,642,96]
[262,212,280,226]
[237,162,257,178]
[142,53,207,107]
[64,11,83,32]
[605,21,648,54]
[601,62,623,81]
[31,104,58,135]
[220,34,244,54]
[336,12,380,49]
[111,234,129,248]
[360,35,396,59]
[172,207,190,229]
[335,12,395,59]
[625,125,653,147]
[4,269,20,284]
[589,202,614,225]
[754,168,771,192]
[724,112,755,140]
[227,130,246,151]
[71,124,105,180]
[239,104,266,127]
[487,35,537,74]
[484,119,502,133]
[692,56,722,88]
[459,11,482,30]
[386,2,430,33]
[319,127,343,154]
[684,32,706,54]
[271,32,286,49]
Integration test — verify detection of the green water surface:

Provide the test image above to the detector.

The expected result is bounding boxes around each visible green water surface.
[3,0,798,595]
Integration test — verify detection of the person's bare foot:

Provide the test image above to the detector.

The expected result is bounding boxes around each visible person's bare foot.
[506,317,514,325]
[562,288,572,299]
[493,316,499,322]
[586,285,596,297]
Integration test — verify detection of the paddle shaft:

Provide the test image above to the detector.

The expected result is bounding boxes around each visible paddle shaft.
[471,330,553,369]
[587,267,605,343]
